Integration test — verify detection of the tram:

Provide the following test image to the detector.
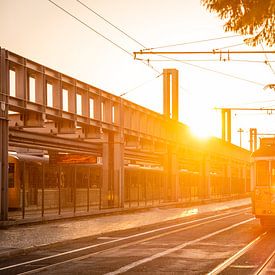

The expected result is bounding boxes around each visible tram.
[252,137,275,226]
[8,153,47,208]
[8,152,101,209]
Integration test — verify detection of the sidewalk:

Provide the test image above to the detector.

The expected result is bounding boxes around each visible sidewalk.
[0,198,251,258]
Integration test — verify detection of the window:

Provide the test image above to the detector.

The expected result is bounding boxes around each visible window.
[76,94,82,115]
[62,89,68,112]
[112,105,115,123]
[256,160,269,186]
[29,76,36,102]
[8,163,15,188]
[9,70,16,97]
[47,83,53,107]
[271,161,275,186]
[89,98,94,119]
[101,102,105,121]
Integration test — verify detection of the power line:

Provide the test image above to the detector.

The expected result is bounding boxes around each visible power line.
[48,0,132,57]
[261,43,275,76]
[214,42,246,51]
[75,0,160,75]
[119,73,162,97]
[146,35,241,50]
[76,0,146,48]
[235,99,275,106]
[157,55,265,86]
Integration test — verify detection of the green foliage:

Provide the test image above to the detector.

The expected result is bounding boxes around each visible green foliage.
[201,0,275,47]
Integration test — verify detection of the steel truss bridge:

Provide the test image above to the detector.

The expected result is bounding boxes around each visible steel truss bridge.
[0,48,251,221]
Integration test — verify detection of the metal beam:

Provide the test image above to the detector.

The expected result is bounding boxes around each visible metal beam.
[0,48,8,221]
[9,128,102,155]
[134,50,275,57]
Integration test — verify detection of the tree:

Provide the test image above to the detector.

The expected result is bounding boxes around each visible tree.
[201,0,275,47]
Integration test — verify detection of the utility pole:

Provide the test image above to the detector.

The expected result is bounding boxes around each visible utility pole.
[237,128,244,147]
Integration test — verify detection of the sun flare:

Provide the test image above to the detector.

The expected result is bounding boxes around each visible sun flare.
[186,108,220,139]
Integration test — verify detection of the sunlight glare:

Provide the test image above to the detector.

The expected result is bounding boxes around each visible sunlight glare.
[187,107,220,139]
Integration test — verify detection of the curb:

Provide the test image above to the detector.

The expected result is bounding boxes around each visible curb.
[0,194,250,228]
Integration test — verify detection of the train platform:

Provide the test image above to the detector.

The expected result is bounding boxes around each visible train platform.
[0,197,251,259]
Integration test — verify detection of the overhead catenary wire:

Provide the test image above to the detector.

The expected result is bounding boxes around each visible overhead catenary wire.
[47,0,160,74]
[48,0,132,57]
[119,73,162,97]
[261,43,275,76]
[156,55,265,86]
[75,0,160,74]
[76,0,146,49]
[145,35,241,50]
[214,42,247,51]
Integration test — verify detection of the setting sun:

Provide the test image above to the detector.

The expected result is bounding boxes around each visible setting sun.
[185,104,220,139]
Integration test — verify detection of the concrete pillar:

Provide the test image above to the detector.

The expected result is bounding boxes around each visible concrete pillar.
[101,132,124,208]
[114,133,124,208]
[199,155,210,199]
[163,69,179,121]
[163,147,179,202]
[101,133,113,208]
[0,48,9,220]
[250,128,257,152]
[221,109,231,143]
[226,161,232,195]
[242,165,247,193]
[170,152,179,201]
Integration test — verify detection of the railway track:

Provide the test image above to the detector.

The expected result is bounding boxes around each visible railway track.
[254,249,275,274]
[0,206,272,274]
[208,229,275,274]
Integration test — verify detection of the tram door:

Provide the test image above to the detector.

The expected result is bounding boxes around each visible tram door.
[29,165,39,205]
[254,160,274,216]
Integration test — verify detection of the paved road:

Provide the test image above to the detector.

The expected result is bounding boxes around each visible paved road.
[2,201,275,274]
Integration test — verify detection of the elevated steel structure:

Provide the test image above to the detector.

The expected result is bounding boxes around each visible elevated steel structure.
[0,48,251,220]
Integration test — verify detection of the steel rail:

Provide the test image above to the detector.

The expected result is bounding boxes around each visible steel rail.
[0,207,250,274]
[207,231,268,275]
[254,249,275,275]
[105,217,254,275]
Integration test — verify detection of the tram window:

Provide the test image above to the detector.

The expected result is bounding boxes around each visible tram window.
[256,161,269,186]
[8,163,15,188]
[271,161,275,186]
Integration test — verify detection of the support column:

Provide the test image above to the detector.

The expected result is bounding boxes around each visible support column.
[226,161,232,195]
[250,128,257,152]
[221,109,231,143]
[199,155,210,199]
[113,133,124,208]
[101,132,124,208]
[170,152,179,201]
[0,48,9,220]
[163,146,179,202]
[163,69,179,121]
[102,133,113,208]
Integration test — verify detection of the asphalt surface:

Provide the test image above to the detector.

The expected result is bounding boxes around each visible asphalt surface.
[0,198,251,259]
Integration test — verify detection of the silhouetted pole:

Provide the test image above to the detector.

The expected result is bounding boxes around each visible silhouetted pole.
[249,128,257,152]
[237,128,244,147]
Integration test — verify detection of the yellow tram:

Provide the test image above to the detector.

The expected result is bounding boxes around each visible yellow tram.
[8,153,46,209]
[252,138,275,227]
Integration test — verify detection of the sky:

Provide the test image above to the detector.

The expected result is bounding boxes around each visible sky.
[0,0,274,150]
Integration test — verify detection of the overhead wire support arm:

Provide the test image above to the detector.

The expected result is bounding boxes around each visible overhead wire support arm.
[134,50,275,56]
